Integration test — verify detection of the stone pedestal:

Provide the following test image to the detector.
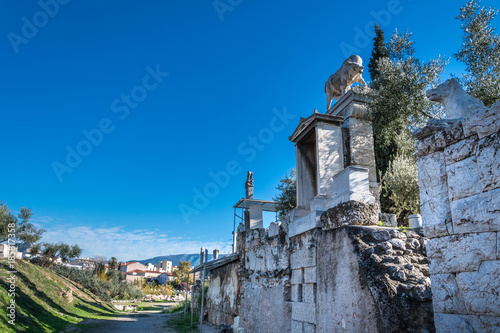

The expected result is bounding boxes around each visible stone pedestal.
[287,91,378,237]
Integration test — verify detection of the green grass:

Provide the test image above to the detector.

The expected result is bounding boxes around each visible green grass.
[164,300,188,313]
[165,312,199,333]
[0,258,118,333]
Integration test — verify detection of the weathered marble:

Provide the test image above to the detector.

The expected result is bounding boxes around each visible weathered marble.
[463,101,500,139]
[477,132,500,191]
[426,79,485,119]
[426,233,497,274]
[325,55,367,110]
[446,156,482,201]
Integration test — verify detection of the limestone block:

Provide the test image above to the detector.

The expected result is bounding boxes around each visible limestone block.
[477,132,500,191]
[302,283,316,304]
[418,152,452,238]
[426,232,497,274]
[291,269,304,284]
[291,320,303,333]
[451,192,500,234]
[321,200,379,230]
[291,284,302,302]
[417,151,447,189]
[292,302,316,324]
[303,322,316,333]
[456,261,500,316]
[291,246,316,269]
[420,189,452,238]
[446,157,482,201]
[463,101,500,139]
[415,121,464,158]
[380,213,397,227]
[268,222,281,238]
[303,267,316,284]
[317,124,343,196]
[434,313,500,333]
[431,273,468,314]
[444,135,478,165]
[288,211,322,238]
[498,233,500,260]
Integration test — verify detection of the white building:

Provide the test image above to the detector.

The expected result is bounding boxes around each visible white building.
[155,260,172,273]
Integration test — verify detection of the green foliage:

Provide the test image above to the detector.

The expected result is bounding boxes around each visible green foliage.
[51,265,143,302]
[368,24,390,86]
[366,28,447,215]
[165,311,199,333]
[273,169,297,221]
[455,0,500,106]
[173,261,193,287]
[0,258,117,333]
[0,202,45,245]
[382,155,420,225]
[108,256,118,270]
[31,242,82,268]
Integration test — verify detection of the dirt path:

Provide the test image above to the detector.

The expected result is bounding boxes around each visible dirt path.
[64,305,218,333]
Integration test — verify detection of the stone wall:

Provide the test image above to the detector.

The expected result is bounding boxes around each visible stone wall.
[206,202,434,333]
[415,102,500,332]
[206,261,239,326]
[237,222,292,333]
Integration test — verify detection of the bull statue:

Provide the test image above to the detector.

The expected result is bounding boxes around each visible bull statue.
[325,55,367,110]
[426,78,485,119]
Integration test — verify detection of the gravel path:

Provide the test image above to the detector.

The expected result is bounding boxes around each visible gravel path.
[64,307,218,333]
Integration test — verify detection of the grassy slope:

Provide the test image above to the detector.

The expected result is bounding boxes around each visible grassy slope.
[0,258,118,332]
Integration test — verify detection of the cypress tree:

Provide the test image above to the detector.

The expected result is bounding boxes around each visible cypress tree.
[368,24,390,87]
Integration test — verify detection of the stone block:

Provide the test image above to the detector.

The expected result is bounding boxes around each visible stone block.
[455,260,500,316]
[415,120,465,158]
[463,101,500,139]
[291,284,303,302]
[289,211,322,238]
[303,267,316,284]
[303,322,316,333]
[477,132,500,191]
[380,213,397,227]
[292,302,316,324]
[291,246,316,269]
[418,151,447,189]
[498,233,500,260]
[268,222,281,237]
[291,320,303,333]
[426,232,497,274]
[291,269,304,284]
[434,313,500,333]
[431,273,468,314]
[451,192,500,234]
[446,157,482,201]
[419,186,452,238]
[302,283,316,304]
[444,135,478,165]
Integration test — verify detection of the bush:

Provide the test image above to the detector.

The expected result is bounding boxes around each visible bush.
[382,155,420,225]
[51,265,143,302]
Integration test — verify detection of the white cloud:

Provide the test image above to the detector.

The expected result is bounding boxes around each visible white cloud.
[41,224,232,261]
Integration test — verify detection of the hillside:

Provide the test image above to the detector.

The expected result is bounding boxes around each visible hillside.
[0,258,117,332]
[133,253,217,267]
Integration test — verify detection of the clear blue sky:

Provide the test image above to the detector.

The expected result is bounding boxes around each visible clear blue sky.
[1,0,497,261]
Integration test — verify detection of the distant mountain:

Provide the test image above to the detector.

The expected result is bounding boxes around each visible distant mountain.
[129,253,221,267]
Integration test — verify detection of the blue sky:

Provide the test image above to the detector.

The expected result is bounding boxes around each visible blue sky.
[1,0,497,261]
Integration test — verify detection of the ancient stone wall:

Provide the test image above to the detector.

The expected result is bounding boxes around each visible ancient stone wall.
[206,261,239,326]
[415,102,500,331]
[237,222,292,333]
[206,202,434,332]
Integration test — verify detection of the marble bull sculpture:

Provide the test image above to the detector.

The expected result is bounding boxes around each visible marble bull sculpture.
[325,55,367,110]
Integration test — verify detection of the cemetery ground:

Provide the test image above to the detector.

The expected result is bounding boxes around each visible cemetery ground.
[0,258,214,333]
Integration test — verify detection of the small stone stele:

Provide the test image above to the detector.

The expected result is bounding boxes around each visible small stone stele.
[320,200,379,230]
[379,213,397,227]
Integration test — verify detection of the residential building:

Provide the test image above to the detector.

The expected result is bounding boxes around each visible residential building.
[120,261,147,273]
